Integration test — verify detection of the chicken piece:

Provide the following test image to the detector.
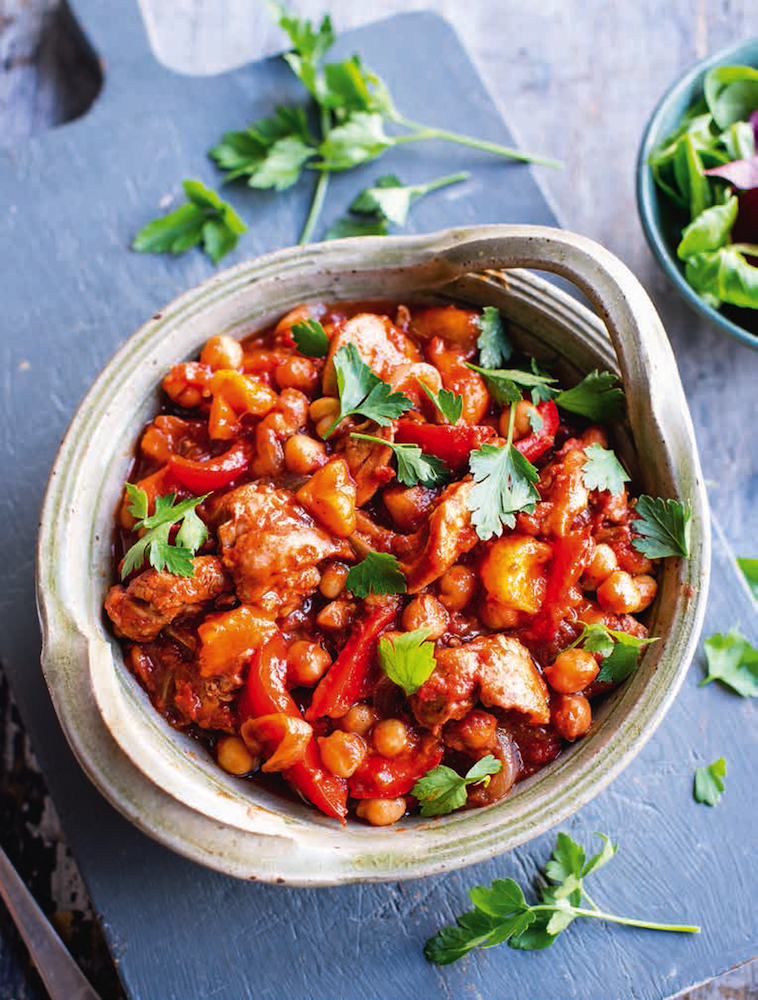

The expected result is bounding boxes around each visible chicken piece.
[216,483,352,614]
[410,634,549,728]
[409,305,481,350]
[539,447,590,538]
[104,556,230,643]
[425,337,489,425]
[322,313,421,395]
[402,481,479,592]
[339,429,396,505]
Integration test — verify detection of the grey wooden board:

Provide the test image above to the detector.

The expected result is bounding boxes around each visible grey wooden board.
[0,3,756,998]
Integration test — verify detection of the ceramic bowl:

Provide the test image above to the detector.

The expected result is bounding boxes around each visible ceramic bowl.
[37,225,710,885]
[637,36,758,350]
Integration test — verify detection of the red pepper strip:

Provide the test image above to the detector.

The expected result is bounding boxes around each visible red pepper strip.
[305,597,401,721]
[513,399,559,464]
[526,527,593,646]
[349,736,444,799]
[239,633,348,822]
[394,421,495,471]
[169,439,250,493]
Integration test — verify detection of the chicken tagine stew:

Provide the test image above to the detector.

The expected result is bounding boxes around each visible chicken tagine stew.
[104,300,690,826]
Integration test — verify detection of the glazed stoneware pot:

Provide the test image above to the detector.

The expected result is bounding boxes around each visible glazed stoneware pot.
[37,224,710,885]
[637,36,758,350]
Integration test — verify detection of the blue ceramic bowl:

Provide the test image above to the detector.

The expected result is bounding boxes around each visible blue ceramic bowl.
[637,37,758,350]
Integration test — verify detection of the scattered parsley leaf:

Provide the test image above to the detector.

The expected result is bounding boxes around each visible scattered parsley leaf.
[737,557,758,600]
[378,627,437,695]
[351,433,450,487]
[317,112,393,171]
[121,487,209,579]
[554,370,625,421]
[565,622,658,685]
[325,216,389,239]
[420,383,463,424]
[291,318,330,357]
[467,362,557,407]
[425,831,698,964]
[349,171,469,226]
[632,495,692,558]
[412,755,502,817]
[581,443,630,496]
[468,443,540,540]
[322,345,412,437]
[266,1,335,100]
[133,180,247,263]
[209,107,316,189]
[476,307,512,369]
[700,629,758,697]
[694,757,726,806]
[345,551,407,598]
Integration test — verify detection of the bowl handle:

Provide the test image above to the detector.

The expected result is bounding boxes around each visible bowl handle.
[435,224,682,446]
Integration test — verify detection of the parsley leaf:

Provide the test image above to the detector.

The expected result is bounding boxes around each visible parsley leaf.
[581,443,630,496]
[632,495,692,558]
[351,433,450,488]
[467,362,557,406]
[554,370,625,421]
[317,112,393,171]
[411,755,502,817]
[133,180,247,263]
[476,307,512,369]
[209,107,316,189]
[424,831,699,964]
[468,443,540,540]
[529,357,559,404]
[694,757,726,806]
[291,318,330,358]
[420,383,463,424]
[737,557,758,600]
[565,622,657,685]
[349,172,469,226]
[345,552,407,598]
[322,344,412,437]
[701,629,758,697]
[266,1,335,100]
[325,216,389,239]
[121,487,209,579]
[378,627,437,695]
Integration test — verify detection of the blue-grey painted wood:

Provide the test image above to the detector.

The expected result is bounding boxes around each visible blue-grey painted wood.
[0,5,756,998]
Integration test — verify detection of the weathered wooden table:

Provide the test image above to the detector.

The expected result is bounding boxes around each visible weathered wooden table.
[1,1,757,997]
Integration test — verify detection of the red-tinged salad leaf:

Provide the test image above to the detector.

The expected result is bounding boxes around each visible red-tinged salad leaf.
[705,154,758,190]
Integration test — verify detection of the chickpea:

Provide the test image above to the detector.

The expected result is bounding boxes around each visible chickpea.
[309,396,340,423]
[479,601,520,629]
[437,565,477,611]
[372,719,408,758]
[339,703,378,737]
[316,599,354,631]
[582,543,618,591]
[277,389,309,433]
[288,640,332,687]
[499,399,540,440]
[443,710,497,752]
[552,693,592,741]
[597,570,642,615]
[200,334,243,371]
[401,594,449,640]
[284,434,327,474]
[318,731,367,778]
[633,574,657,611]
[544,648,599,694]
[320,562,349,599]
[275,356,319,395]
[216,735,257,776]
[356,797,407,827]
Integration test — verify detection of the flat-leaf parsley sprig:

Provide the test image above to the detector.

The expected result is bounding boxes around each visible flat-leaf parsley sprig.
[563,622,658,685]
[321,344,411,437]
[412,757,502,817]
[425,831,700,964]
[121,486,209,579]
[211,4,560,245]
[350,433,450,488]
[133,180,247,263]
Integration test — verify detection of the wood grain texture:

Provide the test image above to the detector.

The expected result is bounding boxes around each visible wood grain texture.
[0,1,757,998]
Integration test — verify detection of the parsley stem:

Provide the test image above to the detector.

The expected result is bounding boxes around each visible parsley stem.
[533,905,700,934]
[391,114,564,170]
[581,889,601,913]
[299,107,332,245]
[411,171,470,194]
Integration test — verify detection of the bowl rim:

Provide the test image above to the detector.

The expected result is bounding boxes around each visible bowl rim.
[636,35,758,351]
[36,224,711,885]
